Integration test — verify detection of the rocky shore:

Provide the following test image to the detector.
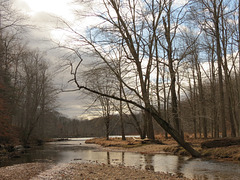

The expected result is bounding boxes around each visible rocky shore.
[0,162,52,180]
[0,162,188,180]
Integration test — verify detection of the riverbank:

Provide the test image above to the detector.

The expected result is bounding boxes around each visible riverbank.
[86,137,240,161]
[1,137,240,179]
[0,162,189,180]
[0,162,52,180]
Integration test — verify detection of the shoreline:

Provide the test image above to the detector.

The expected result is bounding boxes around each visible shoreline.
[1,137,240,179]
[0,138,191,180]
[0,162,189,180]
[85,137,240,162]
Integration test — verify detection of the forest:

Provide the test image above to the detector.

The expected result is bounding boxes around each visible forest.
[0,0,240,157]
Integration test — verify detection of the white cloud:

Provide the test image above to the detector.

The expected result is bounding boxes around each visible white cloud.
[174,0,189,7]
[12,0,97,119]
[15,0,75,21]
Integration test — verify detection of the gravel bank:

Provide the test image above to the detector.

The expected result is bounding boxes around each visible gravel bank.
[0,162,53,180]
[0,162,189,180]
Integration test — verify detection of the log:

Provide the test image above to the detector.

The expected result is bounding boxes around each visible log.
[132,137,150,141]
[132,137,150,143]
[201,138,240,149]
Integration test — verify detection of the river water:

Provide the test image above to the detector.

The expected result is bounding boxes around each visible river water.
[1,138,240,179]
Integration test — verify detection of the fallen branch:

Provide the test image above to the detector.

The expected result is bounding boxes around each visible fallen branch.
[201,138,240,148]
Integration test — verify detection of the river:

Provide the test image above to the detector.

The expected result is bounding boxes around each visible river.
[1,138,240,179]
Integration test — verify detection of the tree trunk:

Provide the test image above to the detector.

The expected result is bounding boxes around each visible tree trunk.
[189,67,197,139]
[119,69,126,140]
[145,110,155,140]
[105,115,110,140]
[221,12,236,137]
[149,105,201,157]
[163,9,181,134]
[214,4,227,137]
[238,0,240,136]
[195,54,207,138]
[210,41,219,138]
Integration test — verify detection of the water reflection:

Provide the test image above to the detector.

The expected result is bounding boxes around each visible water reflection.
[103,152,155,171]
[121,151,125,165]
[1,138,240,180]
[107,151,110,164]
[90,151,240,179]
[144,154,154,171]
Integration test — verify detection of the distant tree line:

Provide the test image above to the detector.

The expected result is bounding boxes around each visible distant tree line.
[30,111,162,138]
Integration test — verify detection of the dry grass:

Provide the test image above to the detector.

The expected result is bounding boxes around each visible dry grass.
[86,137,142,147]
[201,145,240,161]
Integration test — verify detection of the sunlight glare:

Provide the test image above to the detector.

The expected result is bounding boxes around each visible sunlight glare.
[19,0,75,20]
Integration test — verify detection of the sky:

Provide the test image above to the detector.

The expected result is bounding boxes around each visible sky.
[12,0,97,119]
[11,0,191,120]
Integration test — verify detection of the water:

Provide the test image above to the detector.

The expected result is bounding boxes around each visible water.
[1,138,240,180]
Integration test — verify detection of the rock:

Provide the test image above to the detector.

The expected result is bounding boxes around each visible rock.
[14,145,24,151]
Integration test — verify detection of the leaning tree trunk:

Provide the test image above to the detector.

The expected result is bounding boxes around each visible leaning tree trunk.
[78,84,202,157]
[149,105,201,157]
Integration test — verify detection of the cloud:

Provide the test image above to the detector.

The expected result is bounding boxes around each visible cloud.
[13,0,31,13]
[12,0,96,119]
[15,0,75,20]
[56,91,98,119]
[174,0,189,6]
[30,11,57,26]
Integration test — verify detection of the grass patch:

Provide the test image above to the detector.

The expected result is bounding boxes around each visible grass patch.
[85,137,142,147]
[201,145,240,160]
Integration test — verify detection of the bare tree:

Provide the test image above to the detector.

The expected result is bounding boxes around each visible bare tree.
[58,0,202,157]
[12,50,58,144]
[82,64,118,140]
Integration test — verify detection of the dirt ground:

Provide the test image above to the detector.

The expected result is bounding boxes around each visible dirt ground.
[0,162,52,180]
[0,162,188,180]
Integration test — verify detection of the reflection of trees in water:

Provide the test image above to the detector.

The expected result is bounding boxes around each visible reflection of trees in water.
[105,152,154,171]
[143,154,186,173]
[104,151,187,174]
[144,154,154,171]
[107,151,110,164]
[106,152,125,165]
[176,156,184,178]
[104,151,220,180]
[121,152,125,165]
